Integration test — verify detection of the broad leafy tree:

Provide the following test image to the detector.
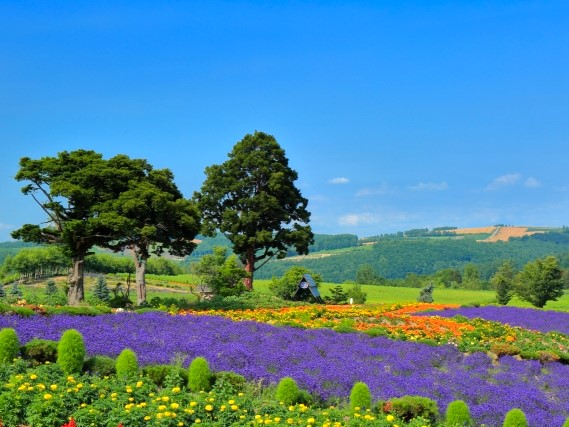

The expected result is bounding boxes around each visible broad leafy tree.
[12,150,125,305]
[490,260,516,305]
[191,246,248,297]
[515,255,564,308]
[269,265,322,300]
[194,131,314,289]
[101,165,201,305]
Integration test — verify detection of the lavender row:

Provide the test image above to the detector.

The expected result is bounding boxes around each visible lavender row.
[1,312,568,426]
[417,306,569,335]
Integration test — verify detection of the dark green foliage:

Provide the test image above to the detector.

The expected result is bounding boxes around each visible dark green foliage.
[92,276,110,303]
[325,285,348,304]
[191,246,248,298]
[212,371,247,395]
[269,266,322,300]
[57,329,86,375]
[0,285,6,299]
[115,348,139,377]
[45,305,112,316]
[356,264,382,285]
[386,395,439,422]
[349,381,372,410]
[491,260,516,305]
[142,364,188,387]
[445,400,472,426]
[21,339,58,365]
[195,131,314,289]
[275,376,301,405]
[502,408,527,427]
[417,282,434,303]
[44,279,66,306]
[0,328,20,364]
[9,283,23,301]
[188,356,212,392]
[515,255,564,308]
[346,283,367,304]
[83,355,116,376]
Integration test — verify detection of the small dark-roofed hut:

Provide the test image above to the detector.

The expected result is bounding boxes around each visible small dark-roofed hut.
[292,273,324,304]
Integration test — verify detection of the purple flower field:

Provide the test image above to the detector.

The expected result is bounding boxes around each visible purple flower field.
[2,311,568,426]
[417,306,569,335]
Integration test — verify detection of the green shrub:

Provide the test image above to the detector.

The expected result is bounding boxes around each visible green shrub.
[143,364,188,388]
[115,349,139,377]
[563,417,569,427]
[57,329,86,375]
[350,381,372,410]
[212,370,247,394]
[503,408,527,427]
[387,395,438,422]
[83,355,116,376]
[188,356,212,392]
[46,305,112,316]
[0,328,20,364]
[445,400,472,426]
[275,377,301,405]
[21,338,58,365]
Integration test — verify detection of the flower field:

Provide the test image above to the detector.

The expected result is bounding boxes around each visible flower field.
[1,304,569,426]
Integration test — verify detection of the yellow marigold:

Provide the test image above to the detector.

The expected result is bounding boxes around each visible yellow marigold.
[162,396,170,402]
[171,403,180,410]
[44,393,52,400]
[159,405,167,411]
[195,419,201,424]
[205,404,213,411]
[67,376,75,383]
[136,381,144,387]
[228,399,235,405]
[172,386,181,393]
[144,416,151,421]
[231,404,239,411]
[386,415,395,422]
[29,374,38,380]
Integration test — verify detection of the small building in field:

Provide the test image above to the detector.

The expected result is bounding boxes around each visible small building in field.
[292,273,325,304]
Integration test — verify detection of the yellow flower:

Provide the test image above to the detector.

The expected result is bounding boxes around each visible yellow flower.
[29,374,38,380]
[386,415,395,422]
[144,416,151,421]
[190,401,197,407]
[136,381,144,387]
[44,393,52,400]
[172,386,181,393]
[50,384,58,391]
[162,396,170,402]
[308,418,315,424]
[38,383,46,390]
[231,404,239,411]
[178,423,184,427]
[195,419,201,424]
[159,405,167,411]
[126,387,133,393]
[67,376,75,383]
[111,392,118,398]
[228,399,235,405]
[171,403,180,410]
[205,404,214,411]
[80,403,87,408]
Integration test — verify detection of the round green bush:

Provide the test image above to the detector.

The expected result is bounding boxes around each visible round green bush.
[445,400,472,426]
[57,329,86,375]
[563,417,569,427]
[143,364,187,388]
[350,381,372,410]
[503,408,527,427]
[275,377,301,405]
[188,356,212,392]
[83,355,117,376]
[21,338,58,365]
[115,348,139,377]
[0,328,20,364]
[388,395,439,422]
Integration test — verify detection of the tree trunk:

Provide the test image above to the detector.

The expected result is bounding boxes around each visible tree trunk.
[67,255,85,305]
[243,249,255,290]
[131,248,147,305]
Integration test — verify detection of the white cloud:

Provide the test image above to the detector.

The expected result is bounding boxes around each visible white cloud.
[355,183,391,197]
[486,173,521,191]
[329,177,349,184]
[408,181,448,191]
[524,177,541,188]
[338,213,382,226]
[0,223,12,230]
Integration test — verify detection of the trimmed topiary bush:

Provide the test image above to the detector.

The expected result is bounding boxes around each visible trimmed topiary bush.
[275,377,301,405]
[387,395,439,422]
[563,417,569,427]
[188,356,212,392]
[21,338,58,365]
[83,355,116,376]
[350,381,372,410]
[503,408,527,427]
[115,348,139,377]
[0,328,20,364]
[445,400,472,426]
[57,329,86,375]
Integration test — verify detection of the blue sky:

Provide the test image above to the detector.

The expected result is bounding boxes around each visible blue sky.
[1,1,568,242]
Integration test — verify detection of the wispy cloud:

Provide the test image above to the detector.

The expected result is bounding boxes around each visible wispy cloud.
[486,173,521,191]
[338,213,381,226]
[0,223,12,231]
[355,183,391,197]
[524,177,541,188]
[408,181,448,191]
[329,177,349,184]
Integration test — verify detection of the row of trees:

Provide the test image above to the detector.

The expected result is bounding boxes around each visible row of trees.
[10,132,314,305]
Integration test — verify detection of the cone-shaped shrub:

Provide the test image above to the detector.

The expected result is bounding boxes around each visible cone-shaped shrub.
[445,400,472,426]
[350,381,372,410]
[563,417,569,427]
[116,348,139,377]
[57,329,86,375]
[188,356,212,392]
[275,376,300,405]
[503,408,527,427]
[0,328,20,364]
